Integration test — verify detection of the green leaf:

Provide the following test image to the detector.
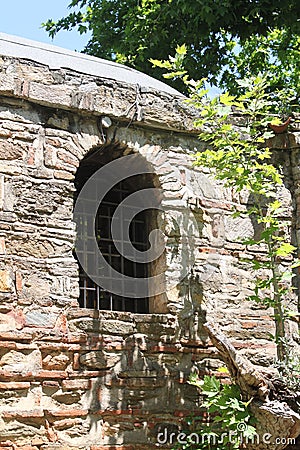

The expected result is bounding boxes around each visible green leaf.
[276,243,296,257]
[201,375,221,396]
[217,366,229,374]
[220,92,236,105]
[175,43,187,55]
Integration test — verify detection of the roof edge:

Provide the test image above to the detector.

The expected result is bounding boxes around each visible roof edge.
[0,32,182,96]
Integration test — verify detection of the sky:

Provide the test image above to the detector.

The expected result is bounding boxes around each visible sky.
[0,0,91,51]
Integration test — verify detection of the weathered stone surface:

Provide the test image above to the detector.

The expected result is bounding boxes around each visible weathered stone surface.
[25,310,57,328]
[0,270,12,292]
[0,313,16,332]
[79,351,121,369]
[52,390,81,404]
[0,36,299,449]
[43,353,70,370]
[0,140,24,160]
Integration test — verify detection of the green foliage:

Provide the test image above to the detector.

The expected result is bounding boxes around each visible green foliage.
[221,29,300,107]
[152,48,298,361]
[274,353,300,391]
[173,374,256,450]
[42,0,300,93]
[194,78,298,362]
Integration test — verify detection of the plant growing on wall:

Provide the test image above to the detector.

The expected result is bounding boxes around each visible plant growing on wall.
[152,45,299,363]
[172,373,256,450]
[152,47,300,449]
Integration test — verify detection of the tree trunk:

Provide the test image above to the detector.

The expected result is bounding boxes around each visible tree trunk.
[203,322,300,450]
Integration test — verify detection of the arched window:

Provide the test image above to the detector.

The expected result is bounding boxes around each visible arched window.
[74,146,158,314]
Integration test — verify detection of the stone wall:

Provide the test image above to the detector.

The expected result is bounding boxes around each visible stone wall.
[0,51,299,449]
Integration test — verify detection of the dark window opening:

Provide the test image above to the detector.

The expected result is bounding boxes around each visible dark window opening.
[74,148,155,313]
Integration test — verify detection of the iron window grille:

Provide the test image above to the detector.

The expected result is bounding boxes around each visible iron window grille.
[75,165,150,314]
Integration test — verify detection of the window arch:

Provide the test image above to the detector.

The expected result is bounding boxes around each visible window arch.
[74,145,159,313]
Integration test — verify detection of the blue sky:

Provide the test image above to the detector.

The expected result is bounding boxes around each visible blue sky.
[0,0,90,51]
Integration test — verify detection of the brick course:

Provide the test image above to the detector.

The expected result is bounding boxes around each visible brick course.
[0,40,299,449]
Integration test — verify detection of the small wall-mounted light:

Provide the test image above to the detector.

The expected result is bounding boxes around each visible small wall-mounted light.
[101,116,112,128]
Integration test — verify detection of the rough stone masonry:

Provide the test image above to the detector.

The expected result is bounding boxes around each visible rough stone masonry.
[0,33,299,449]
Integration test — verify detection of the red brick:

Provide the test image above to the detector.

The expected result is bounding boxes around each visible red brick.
[0,382,30,389]
[0,237,5,254]
[8,309,25,329]
[34,370,68,380]
[16,446,39,450]
[45,138,61,148]
[15,271,22,292]
[53,314,68,336]
[174,410,195,417]
[68,370,110,378]
[42,381,60,388]
[150,345,179,353]
[233,341,275,350]
[0,369,32,381]
[39,343,81,351]
[94,409,136,416]
[45,409,88,418]
[27,148,35,165]
[0,341,17,350]
[72,352,80,370]
[106,378,166,388]
[0,331,32,342]
[241,321,257,329]
[2,409,44,419]
[198,247,230,255]
[0,442,14,449]
[65,334,88,344]
[57,150,78,167]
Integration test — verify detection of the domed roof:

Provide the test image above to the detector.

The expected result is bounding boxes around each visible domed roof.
[0,32,180,96]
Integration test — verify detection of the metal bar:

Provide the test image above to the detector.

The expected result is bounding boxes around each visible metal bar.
[78,176,149,313]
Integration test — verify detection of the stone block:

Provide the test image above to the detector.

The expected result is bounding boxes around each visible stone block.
[100,320,136,336]
[0,313,16,332]
[0,349,42,372]
[52,390,81,405]
[0,141,24,160]
[25,310,56,328]
[51,417,82,430]
[53,170,74,180]
[79,351,121,369]
[42,353,70,370]
[61,379,91,391]
[0,270,12,292]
